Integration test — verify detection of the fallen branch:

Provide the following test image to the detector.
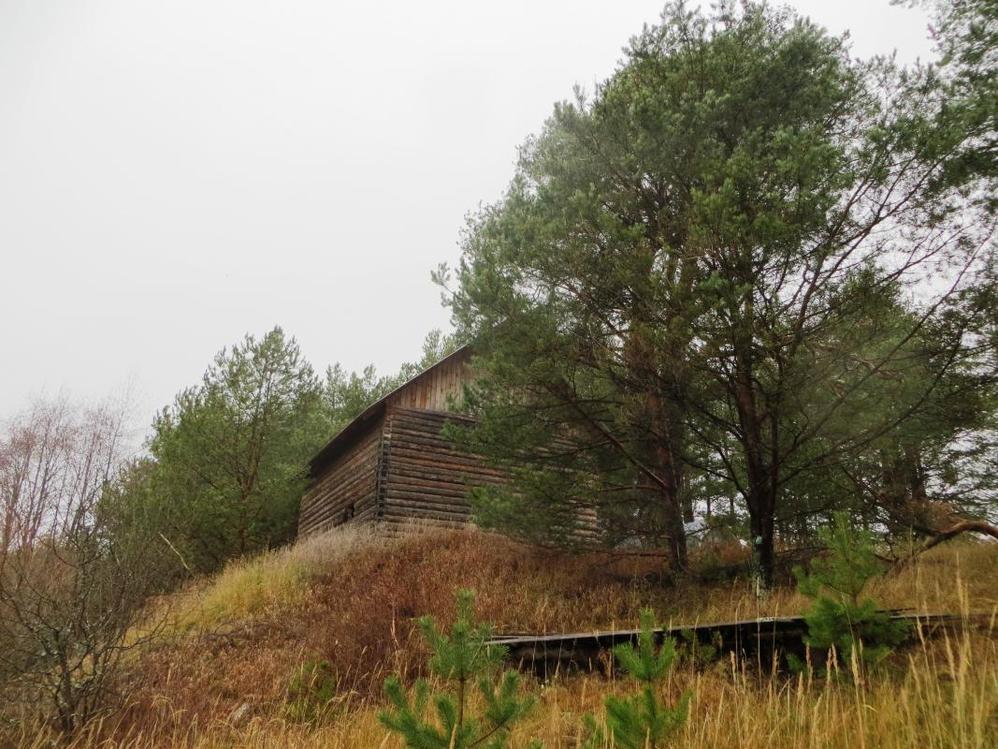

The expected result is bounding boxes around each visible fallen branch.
[916,520,998,553]
[891,520,998,571]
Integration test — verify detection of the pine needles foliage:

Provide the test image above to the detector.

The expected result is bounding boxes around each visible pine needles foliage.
[793,512,910,674]
[285,659,337,723]
[586,609,690,749]
[378,589,540,749]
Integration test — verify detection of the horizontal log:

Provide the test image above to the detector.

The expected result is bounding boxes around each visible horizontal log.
[299,494,376,528]
[387,433,452,449]
[303,441,380,502]
[389,472,502,490]
[384,505,470,521]
[303,404,510,537]
[385,488,472,509]
[389,463,503,484]
[391,406,475,423]
[378,517,471,533]
[385,497,471,515]
[303,467,376,509]
[383,506,472,523]
[389,448,503,475]
[385,495,471,513]
[389,463,503,485]
[300,431,383,536]
[386,433,467,455]
[302,501,381,536]
[302,475,376,516]
[389,407,462,422]
[300,490,377,530]
[354,505,378,522]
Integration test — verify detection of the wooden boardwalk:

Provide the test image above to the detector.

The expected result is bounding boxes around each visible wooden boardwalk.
[490,612,975,676]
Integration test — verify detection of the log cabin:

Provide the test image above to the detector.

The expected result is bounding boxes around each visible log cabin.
[297,345,502,538]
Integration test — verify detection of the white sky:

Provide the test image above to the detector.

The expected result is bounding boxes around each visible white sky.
[0,0,936,429]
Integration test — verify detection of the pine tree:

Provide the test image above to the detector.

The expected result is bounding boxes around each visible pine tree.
[794,513,910,674]
[443,0,991,589]
[587,609,689,749]
[379,589,539,749]
[143,326,328,572]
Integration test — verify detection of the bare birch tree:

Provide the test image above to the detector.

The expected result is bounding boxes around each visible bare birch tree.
[0,396,164,732]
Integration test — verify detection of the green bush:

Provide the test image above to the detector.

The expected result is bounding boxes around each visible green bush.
[586,609,690,749]
[379,589,540,749]
[793,513,910,675]
[285,659,338,723]
[677,628,720,670]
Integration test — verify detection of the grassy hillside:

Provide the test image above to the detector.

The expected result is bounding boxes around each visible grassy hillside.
[12,526,998,748]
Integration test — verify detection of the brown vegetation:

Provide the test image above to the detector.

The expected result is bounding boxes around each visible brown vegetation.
[0,398,166,733]
[4,524,994,747]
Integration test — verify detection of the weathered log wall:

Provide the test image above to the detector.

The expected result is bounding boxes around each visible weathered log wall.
[299,346,494,539]
[379,407,502,531]
[298,415,383,537]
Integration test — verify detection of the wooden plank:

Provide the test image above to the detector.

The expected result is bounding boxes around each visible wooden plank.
[492,612,977,677]
[301,448,378,512]
[391,406,475,424]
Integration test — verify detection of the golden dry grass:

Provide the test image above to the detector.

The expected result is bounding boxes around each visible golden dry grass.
[7,526,997,748]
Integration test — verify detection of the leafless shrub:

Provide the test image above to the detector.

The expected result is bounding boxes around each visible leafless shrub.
[0,396,166,733]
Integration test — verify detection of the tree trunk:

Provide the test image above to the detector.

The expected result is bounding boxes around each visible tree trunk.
[648,392,688,572]
[660,479,689,572]
[732,336,777,591]
[621,242,690,572]
[749,503,775,591]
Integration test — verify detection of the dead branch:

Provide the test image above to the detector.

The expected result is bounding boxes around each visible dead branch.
[891,520,998,571]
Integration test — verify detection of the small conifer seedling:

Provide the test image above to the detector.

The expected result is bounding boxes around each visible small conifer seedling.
[586,609,690,749]
[793,512,910,675]
[379,589,540,749]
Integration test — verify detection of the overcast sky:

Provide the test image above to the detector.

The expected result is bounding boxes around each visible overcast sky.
[0,0,936,429]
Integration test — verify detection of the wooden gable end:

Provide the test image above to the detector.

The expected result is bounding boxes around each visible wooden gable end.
[385,346,472,412]
[298,345,478,539]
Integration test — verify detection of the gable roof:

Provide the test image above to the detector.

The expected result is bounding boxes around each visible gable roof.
[307,344,471,478]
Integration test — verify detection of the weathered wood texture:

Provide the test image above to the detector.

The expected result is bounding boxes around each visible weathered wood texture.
[299,346,493,539]
[385,348,471,412]
[492,612,981,678]
[379,407,502,531]
[298,415,383,537]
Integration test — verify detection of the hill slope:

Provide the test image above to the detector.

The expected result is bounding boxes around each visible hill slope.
[16,526,998,748]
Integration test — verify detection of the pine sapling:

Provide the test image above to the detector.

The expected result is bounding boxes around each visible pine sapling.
[586,609,690,749]
[379,589,540,749]
[285,658,338,723]
[793,512,910,675]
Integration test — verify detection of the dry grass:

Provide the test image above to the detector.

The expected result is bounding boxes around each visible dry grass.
[6,526,997,748]
[160,524,392,633]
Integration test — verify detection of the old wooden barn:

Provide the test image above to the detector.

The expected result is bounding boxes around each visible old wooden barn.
[297,345,501,538]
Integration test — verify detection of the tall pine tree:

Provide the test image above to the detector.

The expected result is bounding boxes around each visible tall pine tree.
[444,1,992,585]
